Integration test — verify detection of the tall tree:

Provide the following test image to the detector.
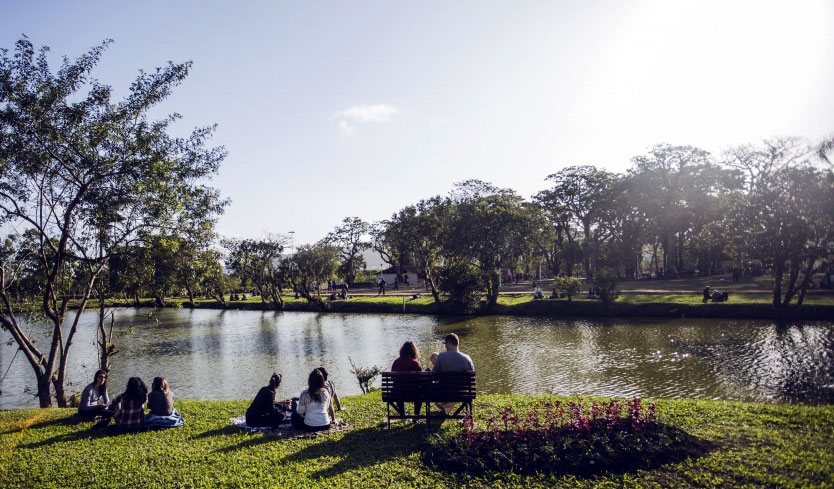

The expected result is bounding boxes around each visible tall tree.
[536,166,616,280]
[0,38,226,407]
[442,180,535,308]
[629,144,713,275]
[285,242,339,307]
[724,138,833,309]
[326,217,370,285]
[223,235,287,309]
[383,196,450,302]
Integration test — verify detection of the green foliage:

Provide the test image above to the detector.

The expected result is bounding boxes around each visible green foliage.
[552,276,583,301]
[594,269,620,307]
[0,37,226,406]
[348,357,381,393]
[0,395,832,488]
[326,217,371,285]
[437,261,485,314]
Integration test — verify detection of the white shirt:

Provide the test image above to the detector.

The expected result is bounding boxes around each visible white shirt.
[297,389,331,427]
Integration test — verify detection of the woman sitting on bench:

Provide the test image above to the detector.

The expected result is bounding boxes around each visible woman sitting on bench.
[391,341,423,416]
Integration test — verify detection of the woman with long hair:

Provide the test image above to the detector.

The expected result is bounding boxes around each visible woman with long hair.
[391,341,423,417]
[113,377,148,430]
[78,369,115,418]
[292,369,332,432]
[148,376,174,416]
[245,373,289,428]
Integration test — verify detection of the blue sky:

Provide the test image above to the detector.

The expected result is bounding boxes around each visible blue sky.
[3,0,832,246]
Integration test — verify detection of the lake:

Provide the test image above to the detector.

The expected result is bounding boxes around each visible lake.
[1,309,832,409]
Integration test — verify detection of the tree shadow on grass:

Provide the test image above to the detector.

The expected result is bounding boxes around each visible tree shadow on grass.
[278,424,431,479]
[192,425,248,439]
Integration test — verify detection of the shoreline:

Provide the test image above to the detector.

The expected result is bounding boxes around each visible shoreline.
[110,298,834,320]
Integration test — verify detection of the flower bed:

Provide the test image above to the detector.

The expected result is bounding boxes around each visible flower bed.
[423,398,714,477]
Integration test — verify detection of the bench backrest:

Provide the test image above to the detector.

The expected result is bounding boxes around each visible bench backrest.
[431,371,477,403]
[381,371,476,402]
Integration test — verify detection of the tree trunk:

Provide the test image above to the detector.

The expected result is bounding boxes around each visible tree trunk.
[772,256,784,308]
[485,269,500,308]
[37,375,52,408]
[185,282,196,307]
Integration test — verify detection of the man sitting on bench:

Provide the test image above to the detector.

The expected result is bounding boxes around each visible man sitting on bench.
[433,333,475,414]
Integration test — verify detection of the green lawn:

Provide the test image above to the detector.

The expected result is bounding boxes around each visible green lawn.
[1,393,831,488]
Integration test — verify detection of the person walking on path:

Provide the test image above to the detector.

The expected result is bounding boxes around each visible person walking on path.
[377,276,387,296]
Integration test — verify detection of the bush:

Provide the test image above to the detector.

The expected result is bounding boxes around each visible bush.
[348,356,381,393]
[553,276,583,301]
[437,261,485,314]
[594,269,620,306]
[423,398,713,477]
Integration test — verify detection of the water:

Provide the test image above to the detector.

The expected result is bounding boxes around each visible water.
[1,309,832,409]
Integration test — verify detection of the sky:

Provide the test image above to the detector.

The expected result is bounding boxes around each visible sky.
[2,0,832,246]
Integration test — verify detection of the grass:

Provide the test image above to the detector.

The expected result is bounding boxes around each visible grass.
[1,393,832,488]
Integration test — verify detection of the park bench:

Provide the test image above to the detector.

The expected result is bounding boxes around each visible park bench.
[381,371,476,428]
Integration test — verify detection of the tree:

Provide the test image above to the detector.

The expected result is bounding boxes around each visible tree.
[723,137,833,310]
[382,196,450,302]
[285,242,339,307]
[536,166,616,280]
[0,38,226,407]
[628,145,715,276]
[223,235,287,309]
[326,217,371,285]
[442,180,536,309]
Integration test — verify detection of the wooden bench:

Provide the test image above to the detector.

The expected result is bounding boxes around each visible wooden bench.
[381,371,476,428]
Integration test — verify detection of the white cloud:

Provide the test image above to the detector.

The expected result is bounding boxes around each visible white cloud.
[334,104,398,134]
[337,120,354,135]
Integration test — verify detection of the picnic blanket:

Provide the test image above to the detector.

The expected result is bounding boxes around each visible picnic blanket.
[145,409,186,429]
[230,416,292,432]
[230,416,351,439]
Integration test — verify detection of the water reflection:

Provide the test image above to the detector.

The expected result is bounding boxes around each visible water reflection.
[0,310,831,409]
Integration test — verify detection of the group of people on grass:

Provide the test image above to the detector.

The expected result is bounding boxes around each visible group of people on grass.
[246,333,474,430]
[78,369,183,431]
[245,367,345,432]
[79,333,473,433]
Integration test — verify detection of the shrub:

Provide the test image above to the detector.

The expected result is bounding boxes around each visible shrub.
[594,269,620,306]
[348,356,381,393]
[423,397,713,477]
[553,276,583,301]
[437,261,485,314]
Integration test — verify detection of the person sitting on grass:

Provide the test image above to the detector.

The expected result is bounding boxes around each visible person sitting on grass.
[145,376,186,428]
[292,369,333,432]
[317,367,345,413]
[703,286,711,303]
[246,373,290,428]
[391,340,423,417]
[78,369,116,419]
[112,377,148,431]
[533,285,544,300]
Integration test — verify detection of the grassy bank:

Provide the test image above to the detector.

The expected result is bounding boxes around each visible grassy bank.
[88,292,834,320]
[0,393,831,488]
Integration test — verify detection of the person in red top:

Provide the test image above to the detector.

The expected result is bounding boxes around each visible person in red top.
[391,341,423,417]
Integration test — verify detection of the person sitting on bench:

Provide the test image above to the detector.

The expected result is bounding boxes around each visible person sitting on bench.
[391,341,423,416]
[433,333,474,414]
